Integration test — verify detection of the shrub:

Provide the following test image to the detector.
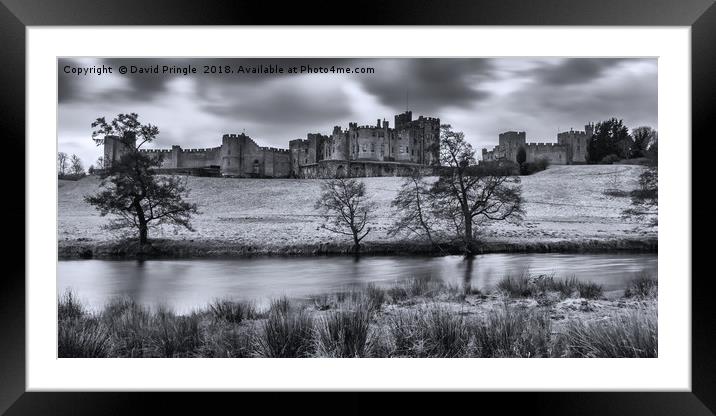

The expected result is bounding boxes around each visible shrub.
[558,305,657,358]
[58,317,110,358]
[252,302,314,357]
[624,274,658,299]
[314,305,372,357]
[520,158,550,175]
[471,304,552,357]
[600,154,620,164]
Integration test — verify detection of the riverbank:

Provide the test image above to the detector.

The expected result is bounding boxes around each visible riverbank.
[59,274,658,358]
[58,236,658,259]
[59,165,658,259]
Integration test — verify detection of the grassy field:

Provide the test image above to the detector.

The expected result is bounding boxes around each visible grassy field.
[58,273,658,358]
[58,165,657,256]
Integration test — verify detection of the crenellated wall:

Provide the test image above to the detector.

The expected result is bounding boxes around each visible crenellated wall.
[290,111,439,177]
[482,122,593,166]
[105,110,440,179]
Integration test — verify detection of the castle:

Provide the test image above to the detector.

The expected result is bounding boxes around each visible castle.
[103,110,440,178]
[289,111,440,178]
[481,123,593,165]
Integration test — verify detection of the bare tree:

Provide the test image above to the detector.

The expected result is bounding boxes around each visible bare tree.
[431,125,524,255]
[388,169,437,245]
[315,177,374,253]
[70,154,85,176]
[57,152,68,176]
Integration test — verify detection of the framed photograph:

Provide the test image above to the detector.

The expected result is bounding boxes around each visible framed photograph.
[2,0,712,414]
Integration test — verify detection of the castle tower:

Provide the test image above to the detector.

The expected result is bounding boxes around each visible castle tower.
[221,133,244,176]
[103,133,136,169]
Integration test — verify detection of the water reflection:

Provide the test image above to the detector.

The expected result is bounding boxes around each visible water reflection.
[58,253,657,313]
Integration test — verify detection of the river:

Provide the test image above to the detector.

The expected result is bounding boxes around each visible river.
[57,253,657,313]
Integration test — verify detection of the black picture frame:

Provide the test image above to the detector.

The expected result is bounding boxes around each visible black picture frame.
[1,0,711,414]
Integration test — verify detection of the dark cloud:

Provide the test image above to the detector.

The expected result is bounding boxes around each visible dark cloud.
[358,59,494,112]
[200,83,353,130]
[529,58,630,86]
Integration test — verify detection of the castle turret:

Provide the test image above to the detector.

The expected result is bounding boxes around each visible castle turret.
[103,133,136,169]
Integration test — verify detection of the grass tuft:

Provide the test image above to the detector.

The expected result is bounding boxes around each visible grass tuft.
[624,274,658,299]
[58,317,110,358]
[497,274,602,299]
[314,305,372,357]
[471,304,552,357]
[558,305,657,358]
[58,290,85,320]
[209,299,258,323]
[252,300,314,357]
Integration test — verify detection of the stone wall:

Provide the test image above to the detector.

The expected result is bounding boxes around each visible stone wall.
[525,143,568,165]
[297,160,436,179]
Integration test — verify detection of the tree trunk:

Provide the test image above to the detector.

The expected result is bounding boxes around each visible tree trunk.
[352,233,361,254]
[463,213,474,256]
[134,201,148,246]
[139,224,148,246]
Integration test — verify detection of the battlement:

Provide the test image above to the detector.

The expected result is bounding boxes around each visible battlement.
[526,142,567,148]
[260,146,290,153]
[223,133,251,139]
[182,147,220,153]
[416,116,440,122]
[139,148,172,153]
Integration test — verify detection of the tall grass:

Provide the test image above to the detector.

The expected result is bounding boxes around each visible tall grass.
[314,305,372,357]
[624,274,658,299]
[471,304,552,357]
[58,317,110,358]
[58,290,85,320]
[252,299,314,357]
[386,305,470,357]
[58,274,655,358]
[558,305,657,358]
[149,306,202,357]
[497,274,603,299]
[208,299,258,323]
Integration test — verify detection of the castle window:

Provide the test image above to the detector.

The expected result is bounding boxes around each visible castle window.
[370,144,375,152]
[362,144,367,152]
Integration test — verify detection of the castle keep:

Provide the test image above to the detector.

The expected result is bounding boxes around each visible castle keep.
[481,123,593,165]
[289,111,440,178]
[104,111,440,178]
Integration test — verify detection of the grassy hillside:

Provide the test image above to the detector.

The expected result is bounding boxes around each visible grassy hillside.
[58,165,656,251]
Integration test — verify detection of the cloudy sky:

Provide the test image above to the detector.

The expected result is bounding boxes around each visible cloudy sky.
[58,58,657,167]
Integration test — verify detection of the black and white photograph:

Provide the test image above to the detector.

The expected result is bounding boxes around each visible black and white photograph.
[56,57,658,359]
